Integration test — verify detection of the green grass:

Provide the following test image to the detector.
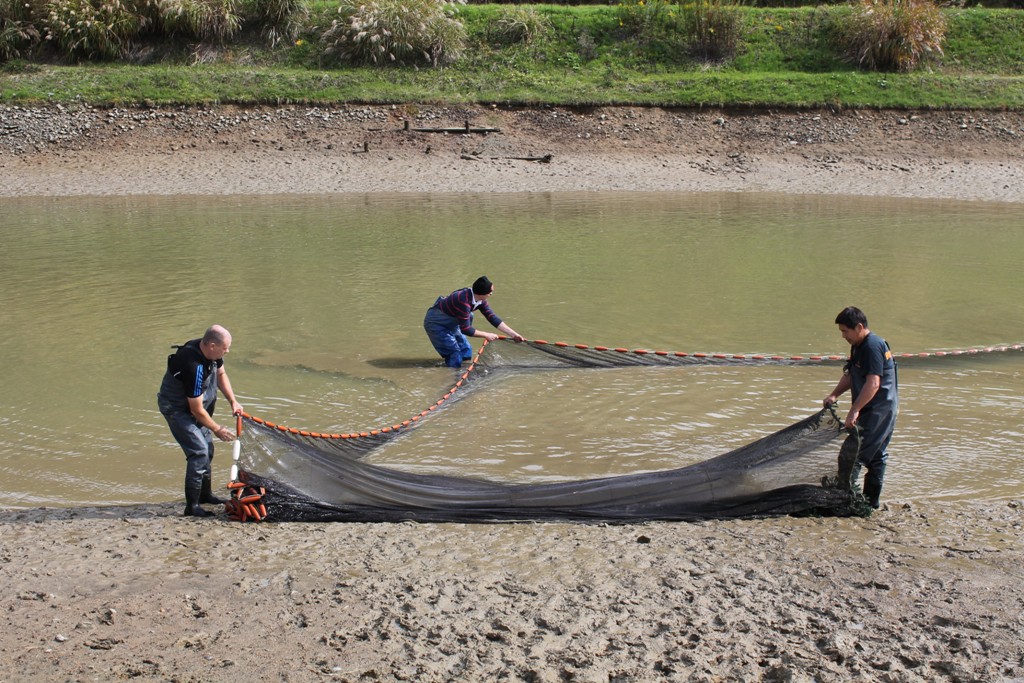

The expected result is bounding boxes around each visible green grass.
[2,4,1024,108]
[942,8,1024,75]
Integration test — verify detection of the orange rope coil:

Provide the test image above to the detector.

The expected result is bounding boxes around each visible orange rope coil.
[224,481,268,522]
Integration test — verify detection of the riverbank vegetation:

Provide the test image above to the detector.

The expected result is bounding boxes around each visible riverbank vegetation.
[2,0,1023,108]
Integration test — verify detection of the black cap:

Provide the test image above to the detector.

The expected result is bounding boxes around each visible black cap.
[472,276,494,296]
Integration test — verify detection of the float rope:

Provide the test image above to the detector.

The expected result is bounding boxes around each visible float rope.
[508,338,1024,364]
[226,336,1022,521]
[241,338,492,444]
[225,413,270,522]
[226,340,495,521]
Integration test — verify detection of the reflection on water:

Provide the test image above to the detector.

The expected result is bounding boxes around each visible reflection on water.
[0,192,1022,507]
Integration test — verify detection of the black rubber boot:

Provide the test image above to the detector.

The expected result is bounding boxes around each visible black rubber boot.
[183,487,213,517]
[863,479,883,510]
[199,475,225,505]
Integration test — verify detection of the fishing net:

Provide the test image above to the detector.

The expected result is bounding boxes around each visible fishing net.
[242,345,492,460]
[233,405,866,523]
[226,338,1021,523]
[479,338,1023,369]
[240,339,848,462]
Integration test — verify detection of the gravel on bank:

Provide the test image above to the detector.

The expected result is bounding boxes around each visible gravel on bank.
[3,104,1023,202]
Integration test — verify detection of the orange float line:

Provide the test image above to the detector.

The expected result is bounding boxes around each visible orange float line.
[242,342,490,443]
[241,337,1023,452]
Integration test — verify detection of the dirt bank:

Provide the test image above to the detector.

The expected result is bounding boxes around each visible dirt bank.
[2,104,1023,201]
[1,500,1022,682]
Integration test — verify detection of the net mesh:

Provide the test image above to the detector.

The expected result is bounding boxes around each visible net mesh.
[230,338,1020,523]
[484,338,1023,369]
[243,344,493,459]
[238,406,865,522]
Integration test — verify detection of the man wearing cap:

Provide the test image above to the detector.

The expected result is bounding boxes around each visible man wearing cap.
[823,306,898,509]
[424,276,525,368]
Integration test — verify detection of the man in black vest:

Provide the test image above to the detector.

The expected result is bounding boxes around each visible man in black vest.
[157,324,243,517]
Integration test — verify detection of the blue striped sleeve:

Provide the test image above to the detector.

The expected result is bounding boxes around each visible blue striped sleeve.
[191,365,205,398]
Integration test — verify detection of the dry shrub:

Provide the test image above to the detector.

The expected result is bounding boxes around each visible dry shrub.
[157,0,241,44]
[320,0,466,66]
[43,0,149,59]
[491,5,549,46]
[840,0,946,72]
[1,0,44,59]
[617,0,743,62]
[680,0,743,62]
[616,0,678,39]
[249,0,306,47]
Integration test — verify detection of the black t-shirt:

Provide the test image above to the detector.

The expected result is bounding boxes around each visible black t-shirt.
[845,332,898,414]
[157,339,222,410]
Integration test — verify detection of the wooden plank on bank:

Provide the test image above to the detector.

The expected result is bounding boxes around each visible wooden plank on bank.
[403,120,500,134]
